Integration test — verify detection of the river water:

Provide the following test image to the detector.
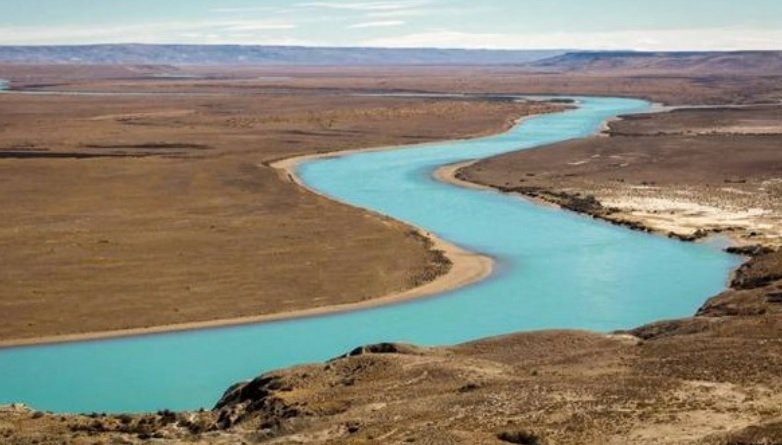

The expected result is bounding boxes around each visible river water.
[0,96,739,413]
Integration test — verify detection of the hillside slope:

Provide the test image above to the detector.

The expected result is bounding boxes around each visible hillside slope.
[0,44,561,66]
[530,51,782,75]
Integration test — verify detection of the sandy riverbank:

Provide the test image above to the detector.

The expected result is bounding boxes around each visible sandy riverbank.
[434,160,563,214]
[0,237,490,349]
[0,146,495,349]
[271,149,496,309]
[433,161,487,191]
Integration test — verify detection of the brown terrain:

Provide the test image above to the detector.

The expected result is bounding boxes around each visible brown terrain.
[528,51,782,75]
[459,106,782,246]
[2,53,782,444]
[0,69,560,344]
[6,54,782,106]
[6,55,780,344]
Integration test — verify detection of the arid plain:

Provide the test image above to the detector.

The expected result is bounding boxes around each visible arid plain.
[0,68,562,343]
[2,54,782,444]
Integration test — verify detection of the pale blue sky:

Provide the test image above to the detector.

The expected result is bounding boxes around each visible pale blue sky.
[1,0,780,49]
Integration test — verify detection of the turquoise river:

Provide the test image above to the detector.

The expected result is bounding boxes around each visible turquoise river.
[0,96,740,413]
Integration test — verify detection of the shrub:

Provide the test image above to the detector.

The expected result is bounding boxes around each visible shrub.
[497,429,541,445]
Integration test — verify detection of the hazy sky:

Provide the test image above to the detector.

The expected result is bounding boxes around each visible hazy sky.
[1,0,781,50]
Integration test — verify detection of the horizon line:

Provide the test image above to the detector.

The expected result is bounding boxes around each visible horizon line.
[1,43,781,53]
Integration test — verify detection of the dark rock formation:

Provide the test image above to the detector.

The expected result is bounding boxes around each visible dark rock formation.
[341,342,426,358]
[730,249,782,289]
[725,245,775,257]
[214,374,303,431]
[628,317,717,340]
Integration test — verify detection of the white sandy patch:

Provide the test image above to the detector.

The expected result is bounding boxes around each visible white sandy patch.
[623,381,782,445]
[88,109,195,120]
[720,187,753,195]
[603,196,771,235]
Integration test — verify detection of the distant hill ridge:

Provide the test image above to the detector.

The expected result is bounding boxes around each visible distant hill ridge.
[0,44,562,66]
[530,50,782,74]
[0,45,779,75]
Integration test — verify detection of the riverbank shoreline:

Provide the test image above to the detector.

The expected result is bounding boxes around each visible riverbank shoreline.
[436,108,692,242]
[456,105,782,250]
[438,160,759,296]
[445,163,749,247]
[0,241,491,350]
[0,239,491,350]
[2,99,741,350]
[1,109,560,349]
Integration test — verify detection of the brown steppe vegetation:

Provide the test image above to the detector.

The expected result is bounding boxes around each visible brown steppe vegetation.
[14,61,778,344]
[6,63,782,105]
[2,64,782,444]
[0,69,558,343]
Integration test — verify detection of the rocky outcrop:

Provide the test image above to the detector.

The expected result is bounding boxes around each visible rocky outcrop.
[627,317,718,340]
[696,249,782,318]
[730,249,782,290]
[340,342,428,358]
[725,245,775,257]
[213,373,306,432]
[719,421,782,445]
